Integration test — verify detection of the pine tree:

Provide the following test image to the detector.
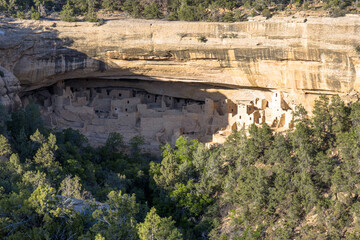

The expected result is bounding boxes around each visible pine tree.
[143,2,163,19]
[31,130,60,174]
[91,191,139,239]
[137,207,182,240]
[0,135,11,157]
[59,175,83,199]
[85,0,98,22]
[60,1,76,22]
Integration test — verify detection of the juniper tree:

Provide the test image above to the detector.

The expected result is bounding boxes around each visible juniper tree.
[137,207,182,240]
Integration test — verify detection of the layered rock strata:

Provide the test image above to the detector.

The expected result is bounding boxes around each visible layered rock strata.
[1,16,360,146]
[0,67,21,110]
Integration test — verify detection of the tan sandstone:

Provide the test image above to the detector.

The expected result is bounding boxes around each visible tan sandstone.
[0,16,360,148]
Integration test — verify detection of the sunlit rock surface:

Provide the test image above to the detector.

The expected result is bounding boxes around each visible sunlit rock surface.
[1,16,360,148]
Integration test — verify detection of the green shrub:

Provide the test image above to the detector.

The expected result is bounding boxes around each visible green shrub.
[85,9,98,22]
[177,3,206,21]
[304,2,309,10]
[243,1,251,9]
[198,36,208,43]
[329,7,346,17]
[96,18,105,26]
[295,1,302,8]
[142,2,163,19]
[356,46,360,54]
[178,3,195,21]
[31,12,40,20]
[251,10,257,17]
[30,7,40,20]
[222,12,235,22]
[229,33,238,38]
[0,71,4,78]
[122,0,142,18]
[220,33,238,39]
[220,34,228,39]
[101,0,121,11]
[16,11,26,19]
[234,10,248,22]
[60,2,76,22]
[166,11,178,21]
[262,8,271,19]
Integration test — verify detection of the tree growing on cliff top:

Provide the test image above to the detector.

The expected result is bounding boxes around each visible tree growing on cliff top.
[143,2,163,19]
[60,1,76,22]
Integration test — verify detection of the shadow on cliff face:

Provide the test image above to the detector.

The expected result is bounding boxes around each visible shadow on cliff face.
[0,19,232,147]
[0,19,107,91]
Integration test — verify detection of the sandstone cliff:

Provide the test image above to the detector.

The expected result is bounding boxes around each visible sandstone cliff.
[0,16,360,147]
[0,16,359,102]
[0,66,21,110]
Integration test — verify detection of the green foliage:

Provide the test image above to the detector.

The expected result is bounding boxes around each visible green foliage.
[143,2,163,19]
[22,170,48,189]
[85,7,98,22]
[198,36,208,43]
[30,6,41,20]
[171,180,213,216]
[16,11,26,19]
[59,175,82,199]
[60,1,76,22]
[31,130,60,175]
[2,95,360,239]
[329,6,347,17]
[95,233,106,240]
[122,0,142,18]
[356,45,360,54]
[7,102,44,159]
[0,0,357,22]
[311,95,350,150]
[104,132,125,153]
[222,11,235,22]
[27,184,56,215]
[176,0,206,21]
[151,137,199,191]
[177,1,196,21]
[138,207,182,240]
[91,191,139,239]
[101,0,121,10]
[96,18,105,25]
[0,135,11,157]
[245,123,273,164]
[262,8,271,19]
[70,0,97,14]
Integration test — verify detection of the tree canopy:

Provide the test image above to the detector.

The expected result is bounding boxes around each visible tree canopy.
[1,0,358,22]
[1,95,360,239]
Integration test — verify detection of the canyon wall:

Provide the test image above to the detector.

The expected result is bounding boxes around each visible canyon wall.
[0,17,359,92]
[0,16,360,148]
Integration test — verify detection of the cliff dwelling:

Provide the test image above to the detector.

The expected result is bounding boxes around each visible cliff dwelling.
[1,16,359,152]
[21,78,294,151]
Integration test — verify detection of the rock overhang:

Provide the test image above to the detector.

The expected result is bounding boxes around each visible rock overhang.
[1,16,360,148]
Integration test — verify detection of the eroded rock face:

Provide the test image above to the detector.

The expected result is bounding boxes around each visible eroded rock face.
[0,16,360,147]
[0,67,21,110]
[0,17,359,98]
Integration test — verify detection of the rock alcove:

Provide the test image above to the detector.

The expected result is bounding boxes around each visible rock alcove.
[21,78,295,152]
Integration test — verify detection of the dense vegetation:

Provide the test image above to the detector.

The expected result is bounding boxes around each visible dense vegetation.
[0,0,359,22]
[2,94,360,239]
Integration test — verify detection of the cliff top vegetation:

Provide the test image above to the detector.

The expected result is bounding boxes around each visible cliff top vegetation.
[0,0,359,23]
